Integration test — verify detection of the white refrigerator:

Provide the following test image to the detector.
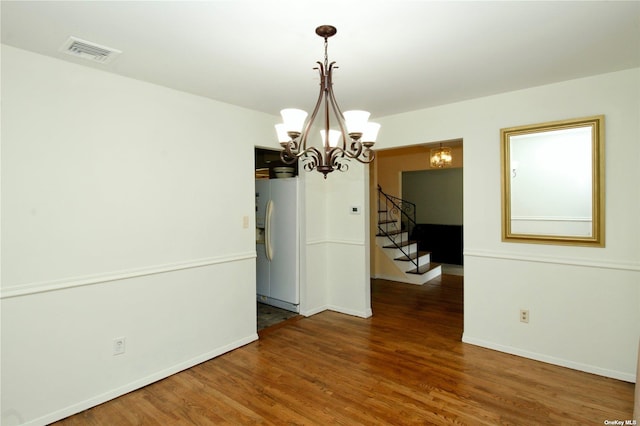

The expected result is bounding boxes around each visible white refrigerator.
[255,177,299,312]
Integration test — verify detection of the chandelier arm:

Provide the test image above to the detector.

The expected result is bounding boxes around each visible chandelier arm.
[281,139,300,157]
[325,62,351,154]
[301,146,323,172]
[280,147,298,164]
[327,146,344,163]
[281,141,313,162]
[348,139,364,160]
[326,63,366,161]
[331,152,350,172]
[352,148,375,164]
[321,66,332,169]
[298,61,327,159]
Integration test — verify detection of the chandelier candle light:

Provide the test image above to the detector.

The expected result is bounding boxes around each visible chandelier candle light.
[275,25,380,178]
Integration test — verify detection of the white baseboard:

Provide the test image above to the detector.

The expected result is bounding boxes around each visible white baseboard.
[300,304,329,317]
[374,274,422,285]
[462,334,636,383]
[300,304,372,319]
[25,334,259,426]
[328,304,373,319]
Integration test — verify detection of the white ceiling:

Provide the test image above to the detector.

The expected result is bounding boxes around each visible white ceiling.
[2,1,639,119]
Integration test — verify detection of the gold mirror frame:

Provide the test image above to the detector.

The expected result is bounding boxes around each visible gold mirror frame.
[501,115,605,246]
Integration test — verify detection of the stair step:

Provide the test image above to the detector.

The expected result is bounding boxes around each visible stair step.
[377,229,404,237]
[407,262,441,275]
[383,240,416,249]
[378,219,397,225]
[395,251,430,261]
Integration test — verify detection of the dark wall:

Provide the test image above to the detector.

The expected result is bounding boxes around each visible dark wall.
[402,168,464,265]
[411,224,463,265]
[402,168,463,225]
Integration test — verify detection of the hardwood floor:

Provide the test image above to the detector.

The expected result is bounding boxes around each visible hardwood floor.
[54,275,634,425]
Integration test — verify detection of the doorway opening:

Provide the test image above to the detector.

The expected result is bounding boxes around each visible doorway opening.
[402,167,463,275]
[254,147,302,333]
[370,140,464,279]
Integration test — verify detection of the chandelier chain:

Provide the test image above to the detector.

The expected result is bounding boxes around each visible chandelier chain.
[324,37,329,71]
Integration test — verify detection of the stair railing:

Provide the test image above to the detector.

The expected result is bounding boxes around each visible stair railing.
[377,185,419,271]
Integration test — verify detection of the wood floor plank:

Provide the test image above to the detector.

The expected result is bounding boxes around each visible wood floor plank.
[52,275,635,425]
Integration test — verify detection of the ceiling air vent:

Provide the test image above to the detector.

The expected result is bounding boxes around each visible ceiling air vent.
[60,36,121,64]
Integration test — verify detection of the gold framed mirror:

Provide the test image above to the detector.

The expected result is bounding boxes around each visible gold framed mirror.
[501,115,605,246]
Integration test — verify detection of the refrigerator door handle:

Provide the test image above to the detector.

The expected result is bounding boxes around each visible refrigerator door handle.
[265,199,274,261]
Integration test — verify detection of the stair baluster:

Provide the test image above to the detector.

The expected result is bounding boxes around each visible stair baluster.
[377,185,419,272]
[377,185,441,284]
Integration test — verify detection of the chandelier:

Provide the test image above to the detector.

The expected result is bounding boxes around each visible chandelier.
[275,25,380,178]
[430,145,452,168]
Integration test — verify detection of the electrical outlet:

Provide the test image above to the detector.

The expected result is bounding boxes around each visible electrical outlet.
[242,215,249,229]
[520,310,529,323]
[113,337,126,355]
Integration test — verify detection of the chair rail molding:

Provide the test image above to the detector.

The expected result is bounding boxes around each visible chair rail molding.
[1,251,257,299]
[464,248,640,272]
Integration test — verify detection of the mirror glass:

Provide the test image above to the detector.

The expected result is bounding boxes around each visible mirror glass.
[501,116,604,246]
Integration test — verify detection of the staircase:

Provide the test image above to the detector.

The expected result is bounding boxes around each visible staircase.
[376,186,442,285]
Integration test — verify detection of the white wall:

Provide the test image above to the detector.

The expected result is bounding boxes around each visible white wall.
[301,162,372,318]
[377,68,640,381]
[300,170,329,316]
[0,45,276,425]
[325,162,372,318]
